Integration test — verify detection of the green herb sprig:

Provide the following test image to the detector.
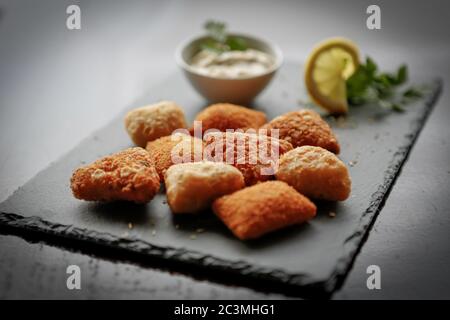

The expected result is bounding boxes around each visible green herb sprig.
[346,57,423,112]
[200,20,248,53]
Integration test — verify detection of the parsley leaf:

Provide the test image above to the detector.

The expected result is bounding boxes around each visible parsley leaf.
[403,87,423,98]
[204,21,226,43]
[201,20,247,53]
[346,57,422,112]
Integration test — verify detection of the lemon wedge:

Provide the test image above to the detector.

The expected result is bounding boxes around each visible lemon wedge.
[304,37,360,114]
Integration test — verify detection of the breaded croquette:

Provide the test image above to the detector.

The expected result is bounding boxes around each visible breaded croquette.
[190,103,267,135]
[276,146,351,201]
[146,133,204,181]
[203,131,293,185]
[70,147,160,203]
[261,109,340,153]
[213,181,316,240]
[124,101,188,147]
[165,161,245,214]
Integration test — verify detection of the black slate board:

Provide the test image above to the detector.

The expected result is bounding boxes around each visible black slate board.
[0,61,442,298]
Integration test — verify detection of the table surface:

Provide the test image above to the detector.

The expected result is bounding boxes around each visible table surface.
[0,0,449,299]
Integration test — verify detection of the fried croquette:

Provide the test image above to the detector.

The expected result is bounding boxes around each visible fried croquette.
[70,147,160,203]
[276,146,351,201]
[146,133,204,181]
[190,103,267,135]
[124,101,188,147]
[203,131,293,185]
[213,181,316,240]
[164,161,245,214]
[261,109,340,153]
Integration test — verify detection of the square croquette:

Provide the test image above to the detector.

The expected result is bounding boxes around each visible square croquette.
[276,146,351,201]
[70,147,160,203]
[164,161,245,214]
[190,103,267,135]
[261,109,340,154]
[124,101,188,147]
[213,181,316,240]
[146,133,204,181]
[203,131,293,185]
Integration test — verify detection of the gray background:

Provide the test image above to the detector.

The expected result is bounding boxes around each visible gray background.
[0,0,449,299]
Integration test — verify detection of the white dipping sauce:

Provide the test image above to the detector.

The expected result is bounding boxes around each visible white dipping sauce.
[190,49,274,78]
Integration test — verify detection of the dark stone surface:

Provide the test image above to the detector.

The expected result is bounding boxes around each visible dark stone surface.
[1,0,449,300]
[0,61,441,298]
[0,233,284,299]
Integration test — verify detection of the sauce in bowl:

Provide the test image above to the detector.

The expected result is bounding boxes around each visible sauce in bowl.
[190,49,275,79]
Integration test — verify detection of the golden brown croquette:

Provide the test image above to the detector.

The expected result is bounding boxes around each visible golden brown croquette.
[70,147,160,203]
[276,146,351,201]
[203,131,293,185]
[190,103,267,135]
[165,161,245,214]
[146,133,204,181]
[213,181,317,240]
[261,109,340,153]
[124,101,188,147]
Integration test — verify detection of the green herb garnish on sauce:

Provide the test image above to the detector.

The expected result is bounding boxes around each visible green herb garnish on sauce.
[200,20,248,53]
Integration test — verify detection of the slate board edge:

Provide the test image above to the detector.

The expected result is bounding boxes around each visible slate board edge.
[0,79,443,299]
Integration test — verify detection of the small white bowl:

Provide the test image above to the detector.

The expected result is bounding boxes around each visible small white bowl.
[175,33,283,104]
